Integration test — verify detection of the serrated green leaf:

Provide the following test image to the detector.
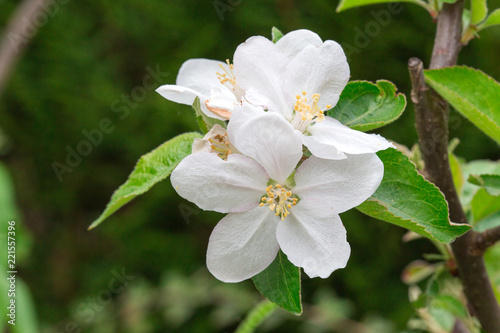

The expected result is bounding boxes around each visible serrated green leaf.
[471,0,488,25]
[468,174,500,196]
[478,8,500,30]
[252,251,302,315]
[192,97,226,134]
[336,0,430,12]
[89,132,202,229]
[271,27,284,43]
[329,80,406,132]
[357,149,471,243]
[471,188,500,224]
[424,66,500,144]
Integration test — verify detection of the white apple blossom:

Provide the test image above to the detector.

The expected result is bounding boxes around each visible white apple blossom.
[171,111,384,282]
[156,58,244,120]
[232,29,394,159]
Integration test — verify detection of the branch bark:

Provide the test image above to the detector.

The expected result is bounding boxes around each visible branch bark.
[409,2,500,331]
[472,226,500,255]
[0,0,53,98]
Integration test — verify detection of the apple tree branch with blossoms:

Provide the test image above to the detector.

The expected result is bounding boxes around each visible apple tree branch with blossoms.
[89,2,500,332]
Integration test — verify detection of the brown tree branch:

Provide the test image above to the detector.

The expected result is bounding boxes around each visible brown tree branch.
[452,319,470,333]
[471,226,500,256]
[0,0,53,98]
[409,2,500,329]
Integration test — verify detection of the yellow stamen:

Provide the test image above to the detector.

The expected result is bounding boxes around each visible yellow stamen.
[260,184,298,221]
[291,91,330,132]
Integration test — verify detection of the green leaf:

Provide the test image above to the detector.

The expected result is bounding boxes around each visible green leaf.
[471,0,488,25]
[424,66,500,144]
[357,148,471,243]
[89,132,202,229]
[192,97,226,134]
[336,0,430,13]
[402,260,437,285]
[11,278,39,333]
[271,27,284,43]
[448,139,464,194]
[329,80,406,132]
[478,8,500,31]
[460,159,500,210]
[474,210,500,232]
[468,174,500,196]
[252,251,302,315]
[471,188,500,224]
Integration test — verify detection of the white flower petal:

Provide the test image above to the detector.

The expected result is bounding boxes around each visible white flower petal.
[285,40,350,109]
[207,207,280,282]
[227,104,266,146]
[276,197,350,279]
[294,153,384,213]
[232,112,303,184]
[301,134,347,160]
[306,117,394,157]
[171,152,268,213]
[234,36,292,119]
[156,84,206,106]
[276,29,323,61]
[176,58,228,97]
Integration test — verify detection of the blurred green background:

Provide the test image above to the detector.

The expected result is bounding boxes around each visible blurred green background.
[0,0,499,332]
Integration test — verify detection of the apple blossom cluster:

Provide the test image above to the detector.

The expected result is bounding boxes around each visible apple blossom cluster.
[156,29,393,283]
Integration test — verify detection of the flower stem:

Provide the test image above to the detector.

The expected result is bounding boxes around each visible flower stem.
[235,300,278,333]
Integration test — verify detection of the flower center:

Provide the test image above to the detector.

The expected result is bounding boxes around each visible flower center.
[260,184,298,221]
[290,91,331,133]
[216,59,244,100]
[209,131,234,160]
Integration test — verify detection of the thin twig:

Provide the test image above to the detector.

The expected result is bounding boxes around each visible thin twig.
[471,226,500,255]
[0,0,53,97]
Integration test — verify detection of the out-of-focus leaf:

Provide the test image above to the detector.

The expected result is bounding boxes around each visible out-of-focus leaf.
[448,139,464,194]
[433,295,468,318]
[357,149,471,243]
[336,0,430,13]
[478,9,500,31]
[468,174,500,196]
[474,210,500,232]
[252,251,302,315]
[424,66,500,144]
[471,188,500,224]
[329,80,406,132]
[471,0,488,25]
[11,278,39,333]
[402,260,436,285]
[89,132,202,229]
[460,159,500,209]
